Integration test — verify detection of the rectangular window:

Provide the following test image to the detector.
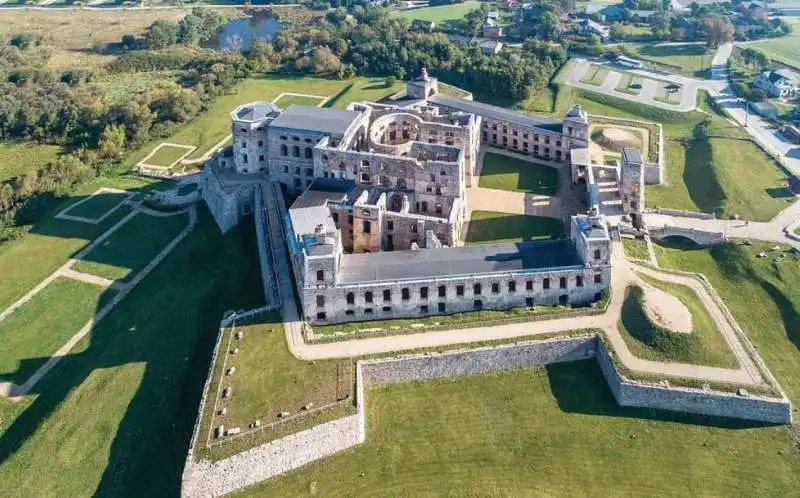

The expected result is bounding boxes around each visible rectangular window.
[594,273,602,284]
[316,295,325,307]
[420,287,428,299]
[316,312,326,321]
[543,278,550,290]
[382,306,392,312]
[419,305,429,314]
[576,276,584,287]
[491,283,499,294]
[474,283,482,295]
[363,220,371,234]
[401,288,410,301]
[438,302,446,313]
[438,285,446,298]
[365,292,373,303]
[594,249,601,260]
[364,308,373,315]
[383,289,391,302]
[560,277,567,289]
[345,309,355,316]
[456,285,464,296]
[387,221,394,230]
[526,280,533,291]
[316,270,324,281]
[525,297,533,307]
[508,281,516,292]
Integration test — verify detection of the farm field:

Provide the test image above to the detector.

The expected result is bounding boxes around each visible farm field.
[478,153,558,195]
[0,278,113,385]
[392,1,481,24]
[748,26,800,69]
[466,210,564,244]
[74,210,190,282]
[122,75,403,169]
[0,208,264,497]
[243,361,799,497]
[0,142,64,183]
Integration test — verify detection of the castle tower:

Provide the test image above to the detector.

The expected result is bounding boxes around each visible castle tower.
[620,148,645,228]
[406,67,439,100]
[563,104,589,144]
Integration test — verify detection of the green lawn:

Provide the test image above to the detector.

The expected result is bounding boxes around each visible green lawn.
[274,94,327,108]
[243,361,799,497]
[615,72,643,95]
[143,144,192,167]
[0,208,264,497]
[466,211,564,244]
[749,26,800,69]
[622,237,650,260]
[0,176,166,312]
[73,210,189,282]
[121,75,402,168]
[630,43,713,78]
[618,281,737,368]
[580,65,610,86]
[0,278,114,385]
[654,82,682,106]
[62,191,128,220]
[478,153,558,195]
[0,142,64,183]
[392,1,481,24]
[196,313,353,460]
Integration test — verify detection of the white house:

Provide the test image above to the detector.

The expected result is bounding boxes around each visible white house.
[754,69,798,98]
[578,19,610,41]
[479,39,504,55]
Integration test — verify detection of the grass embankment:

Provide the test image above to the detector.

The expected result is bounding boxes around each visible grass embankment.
[62,191,128,220]
[0,208,264,497]
[622,237,650,261]
[526,84,791,220]
[478,152,558,195]
[0,278,114,385]
[122,75,403,168]
[196,313,353,460]
[243,361,799,497]
[654,239,800,403]
[74,211,189,282]
[391,1,481,24]
[144,145,192,167]
[274,94,328,107]
[466,211,564,244]
[618,282,737,368]
[0,142,64,183]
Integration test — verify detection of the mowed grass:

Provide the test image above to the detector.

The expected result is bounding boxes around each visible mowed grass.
[274,94,327,107]
[580,65,610,86]
[615,72,643,95]
[74,210,189,282]
[213,314,352,435]
[466,211,564,244]
[0,208,264,497]
[749,22,800,69]
[143,144,193,167]
[0,278,114,385]
[654,239,800,403]
[243,361,799,497]
[631,43,713,77]
[61,191,128,220]
[0,142,64,182]
[478,153,558,195]
[392,1,481,23]
[618,280,737,368]
[622,237,650,260]
[122,75,401,167]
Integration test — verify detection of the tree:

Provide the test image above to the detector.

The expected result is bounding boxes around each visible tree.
[311,46,341,74]
[540,11,559,39]
[145,20,180,50]
[121,34,138,51]
[98,125,126,159]
[385,76,396,88]
[610,23,627,41]
[336,63,356,80]
[701,16,733,49]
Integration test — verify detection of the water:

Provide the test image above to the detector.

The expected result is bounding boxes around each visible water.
[205,15,283,52]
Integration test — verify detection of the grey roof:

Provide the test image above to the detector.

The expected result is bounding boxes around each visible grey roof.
[289,179,355,237]
[270,105,362,136]
[337,240,581,284]
[571,147,591,166]
[622,148,643,164]
[233,102,280,122]
[429,95,563,132]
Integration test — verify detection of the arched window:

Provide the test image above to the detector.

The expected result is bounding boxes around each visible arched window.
[292,146,300,157]
[305,147,313,159]
[280,144,287,156]
[346,292,355,305]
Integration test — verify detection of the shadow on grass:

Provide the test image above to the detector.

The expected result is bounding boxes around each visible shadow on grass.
[639,43,708,58]
[0,206,264,495]
[546,360,775,429]
[322,83,353,108]
[677,121,727,215]
[465,214,564,244]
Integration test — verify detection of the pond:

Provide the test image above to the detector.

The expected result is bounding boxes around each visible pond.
[204,14,283,52]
